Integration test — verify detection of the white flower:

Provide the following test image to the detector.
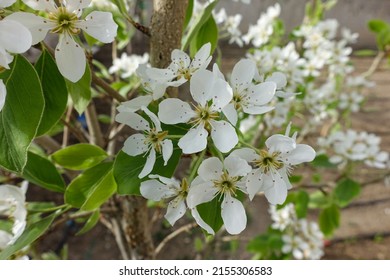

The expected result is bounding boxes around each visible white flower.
[0,0,16,8]
[140,176,189,226]
[0,80,6,112]
[8,0,117,82]
[187,155,251,234]
[0,17,32,69]
[146,42,212,93]
[158,69,238,154]
[115,107,173,178]
[232,123,316,204]
[269,204,295,231]
[109,53,149,79]
[222,59,276,125]
[232,0,251,4]
[281,234,308,259]
[0,183,28,246]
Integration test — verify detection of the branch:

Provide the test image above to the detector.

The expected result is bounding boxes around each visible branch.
[91,71,127,102]
[85,101,105,147]
[126,15,151,37]
[362,51,386,78]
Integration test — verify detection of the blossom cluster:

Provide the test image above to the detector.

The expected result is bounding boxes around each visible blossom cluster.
[116,42,316,234]
[269,204,324,260]
[318,129,389,169]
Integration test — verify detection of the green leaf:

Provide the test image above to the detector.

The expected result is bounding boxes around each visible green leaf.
[0,212,56,260]
[282,191,310,218]
[65,162,116,210]
[181,0,219,51]
[66,63,92,115]
[51,143,108,170]
[114,146,182,195]
[0,55,44,173]
[76,210,100,236]
[196,197,223,233]
[309,191,331,209]
[368,19,390,34]
[319,204,340,236]
[34,50,68,136]
[22,152,65,193]
[310,154,336,168]
[183,0,194,31]
[354,49,377,57]
[190,15,218,57]
[334,178,361,207]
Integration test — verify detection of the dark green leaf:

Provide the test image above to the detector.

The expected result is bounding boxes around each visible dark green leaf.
[334,177,361,207]
[51,143,108,170]
[319,204,340,236]
[65,162,116,210]
[197,196,223,233]
[0,55,44,173]
[0,212,56,260]
[66,63,91,115]
[311,154,336,168]
[190,15,218,57]
[181,0,219,51]
[183,0,194,31]
[22,152,65,193]
[76,210,100,235]
[34,50,68,136]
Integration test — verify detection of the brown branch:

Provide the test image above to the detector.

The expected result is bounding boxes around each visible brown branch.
[91,71,127,102]
[126,16,151,37]
[85,101,105,147]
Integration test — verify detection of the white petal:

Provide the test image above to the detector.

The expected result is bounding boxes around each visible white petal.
[212,63,225,79]
[0,47,13,69]
[279,168,293,190]
[198,157,223,182]
[77,11,117,43]
[266,72,287,89]
[210,120,238,153]
[231,148,259,163]
[244,81,276,106]
[165,197,186,226]
[0,80,6,112]
[231,59,256,91]
[243,105,274,115]
[66,0,91,13]
[265,134,296,153]
[190,69,214,106]
[55,34,86,82]
[123,134,148,156]
[142,106,161,131]
[139,148,156,178]
[178,125,208,154]
[224,155,251,177]
[210,77,233,111]
[146,67,176,82]
[22,0,56,12]
[286,144,316,165]
[264,172,288,205]
[0,231,12,250]
[191,208,215,235]
[115,111,150,131]
[161,139,173,165]
[246,169,264,200]
[171,49,190,68]
[116,95,153,113]
[187,181,216,208]
[222,103,238,125]
[221,194,247,234]
[158,98,195,124]
[0,20,32,54]
[5,13,53,45]
[0,0,16,8]
[140,179,176,200]
[190,42,211,69]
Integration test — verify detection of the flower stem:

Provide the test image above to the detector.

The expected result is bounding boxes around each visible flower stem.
[188,149,206,183]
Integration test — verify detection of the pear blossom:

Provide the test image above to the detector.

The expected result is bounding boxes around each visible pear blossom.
[145,43,212,94]
[232,124,316,204]
[8,0,117,82]
[158,69,238,154]
[0,183,28,246]
[187,155,251,234]
[115,107,173,178]
[0,80,6,112]
[140,176,189,226]
[222,59,276,126]
[109,53,149,79]
[214,9,243,47]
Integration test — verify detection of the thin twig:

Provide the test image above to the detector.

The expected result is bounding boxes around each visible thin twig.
[155,223,197,257]
[85,101,105,147]
[362,51,386,78]
[62,105,73,148]
[91,71,127,102]
[61,118,89,143]
[126,15,151,37]
[34,136,62,153]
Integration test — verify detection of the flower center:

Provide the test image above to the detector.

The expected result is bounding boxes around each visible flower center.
[145,128,168,153]
[254,149,284,173]
[233,91,243,110]
[213,172,239,197]
[190,104,218,130]
[177,68,192,80]
[49,7,80,35]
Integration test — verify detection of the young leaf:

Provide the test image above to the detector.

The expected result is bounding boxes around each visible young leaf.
[34,50,68,136]
[319,204,340,236]
[334,177,361,207]
[190,15,218,57]
[76,210,100,236]
[310,154,336,168]
[0,212,57,260]
[368,19,390,34]
[65,162,117,210]
[51,143,108,170]
[66,63,92,115]
[0,55,44,173]
[183,0,194,31]
[22,152,66,193]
